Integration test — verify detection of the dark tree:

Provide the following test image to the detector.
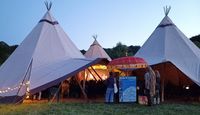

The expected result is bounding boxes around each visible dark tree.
[190,34,200,48]
[80,49,86,55]
[127,45,141,56]
[0,41,18,65]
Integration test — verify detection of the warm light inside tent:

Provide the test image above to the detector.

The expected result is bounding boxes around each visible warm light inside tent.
[26,95,30,99]
[185,86,190,90]
[101,74,108,80]
[27,87,30,92]
[88,65,107,70]
[84,65,109,81]
[26,81,30,85]
[63,65,109,82]
[85,73,108,81]
[87,74,94,81]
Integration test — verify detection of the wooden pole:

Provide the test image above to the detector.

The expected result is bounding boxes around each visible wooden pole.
[161,63,165,102]
[75,75,88,101]
[85,70,89,81]
[87,69,98,81]
[83,71,86,90]
[91,66,103,81]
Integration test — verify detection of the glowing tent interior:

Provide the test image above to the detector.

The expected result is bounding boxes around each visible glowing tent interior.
[84,35,111,81]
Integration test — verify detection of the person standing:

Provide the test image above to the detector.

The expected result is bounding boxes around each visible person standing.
[105,72,115,103]
[144,67,151,106]
[155,70,161,104]
[144,66,156,106]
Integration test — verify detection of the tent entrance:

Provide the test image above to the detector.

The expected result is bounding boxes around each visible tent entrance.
[24,59,109,103]
[132,62,200,102]
[24,70,107,103]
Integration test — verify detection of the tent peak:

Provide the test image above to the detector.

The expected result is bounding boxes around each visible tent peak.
[163,6,171,16]
[45,1,52,11]
[92,35,98,41]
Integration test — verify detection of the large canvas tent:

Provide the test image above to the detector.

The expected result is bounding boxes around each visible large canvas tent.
[135,7,200,100]
[84,36,111,81]
[84,35,112,61]
[0,3,106,103]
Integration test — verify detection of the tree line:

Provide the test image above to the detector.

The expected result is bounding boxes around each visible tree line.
[81,42,140,59]
[0,41,17,64]
[1,34,200,65]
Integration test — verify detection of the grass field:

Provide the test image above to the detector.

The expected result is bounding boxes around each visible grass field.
[0,102,200,115]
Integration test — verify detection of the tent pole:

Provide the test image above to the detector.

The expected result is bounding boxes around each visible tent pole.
[161,63,165,102]
[13,59,33,104]
[83,70,86,90]
[85,70,89,81]
[75,75,88,101]
[91,66,103,81]
[87,69,98,81]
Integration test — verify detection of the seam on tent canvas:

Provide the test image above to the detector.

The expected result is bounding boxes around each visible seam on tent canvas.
[175,27,200,59]
[52,21,83,58]
[39,19,59,25]
[52,24,70,57]
[157,23,174,28]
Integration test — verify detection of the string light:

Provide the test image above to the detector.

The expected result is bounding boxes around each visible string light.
[25,82,30,99]
[26,95,30,99]
[26,81,30,85]
[0,81,30,94]
[27,87,30,92]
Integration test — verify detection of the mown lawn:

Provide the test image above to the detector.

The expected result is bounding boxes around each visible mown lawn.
[0,102,200,115]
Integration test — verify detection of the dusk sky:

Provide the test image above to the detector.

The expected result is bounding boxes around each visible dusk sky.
[0,0,199,50]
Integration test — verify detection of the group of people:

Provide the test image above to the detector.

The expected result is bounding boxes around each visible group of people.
[33,66,161,104]
[144,66,161,106]
[105,66,161,106]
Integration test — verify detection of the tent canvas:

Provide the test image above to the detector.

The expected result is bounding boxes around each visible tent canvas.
[135,7,200,87]
[0,3,106,103]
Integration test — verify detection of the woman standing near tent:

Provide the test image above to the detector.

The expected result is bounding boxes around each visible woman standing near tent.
[105,72,115,103]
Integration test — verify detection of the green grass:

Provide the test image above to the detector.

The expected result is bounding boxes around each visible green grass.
[0,102,200,115]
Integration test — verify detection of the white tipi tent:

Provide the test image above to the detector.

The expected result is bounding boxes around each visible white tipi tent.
[0,2,105,103]
[135,7,200,87]
[83,36,111,81]
[84,35,112,61]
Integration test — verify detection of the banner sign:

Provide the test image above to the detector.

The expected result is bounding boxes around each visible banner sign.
[119,76,136,102]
